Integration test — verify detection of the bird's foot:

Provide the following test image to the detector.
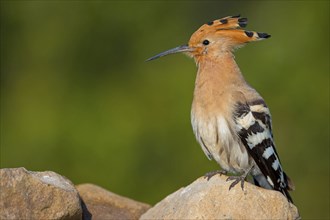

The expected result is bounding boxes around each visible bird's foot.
[226,164,254,190]
[226,175,246,190]
[204,170,227,181]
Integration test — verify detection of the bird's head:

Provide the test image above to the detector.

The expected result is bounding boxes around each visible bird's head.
[146,15,270,63]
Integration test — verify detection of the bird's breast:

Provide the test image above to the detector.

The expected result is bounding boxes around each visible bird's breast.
[191,105,251,174]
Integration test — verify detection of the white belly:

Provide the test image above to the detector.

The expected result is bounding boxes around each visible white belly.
[191,111,251,174]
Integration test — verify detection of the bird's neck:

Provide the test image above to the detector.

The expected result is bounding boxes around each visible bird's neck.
[195,52,246,89]
[192,52,249,116]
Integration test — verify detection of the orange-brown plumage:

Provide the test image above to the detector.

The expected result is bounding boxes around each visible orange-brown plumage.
[187,16,270,63]
[147,15,294,203]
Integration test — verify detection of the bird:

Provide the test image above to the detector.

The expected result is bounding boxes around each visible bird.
[146,15,295,203]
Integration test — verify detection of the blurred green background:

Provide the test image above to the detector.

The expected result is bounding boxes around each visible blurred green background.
[1,1,329,219]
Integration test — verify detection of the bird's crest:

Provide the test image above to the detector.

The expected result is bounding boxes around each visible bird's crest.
[146,15,271,62]
[196,15,248,31]
[189,15,270,47]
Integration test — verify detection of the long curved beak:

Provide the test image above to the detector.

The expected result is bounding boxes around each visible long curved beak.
[146,44,192,61]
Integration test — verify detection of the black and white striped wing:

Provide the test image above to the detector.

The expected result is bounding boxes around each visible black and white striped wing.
[234,100,292,202]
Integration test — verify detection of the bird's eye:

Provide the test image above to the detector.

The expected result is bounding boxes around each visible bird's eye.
[202,40,210,45]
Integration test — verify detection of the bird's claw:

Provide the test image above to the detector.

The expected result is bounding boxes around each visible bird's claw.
[204,170,227,181]
[226,175,245,190]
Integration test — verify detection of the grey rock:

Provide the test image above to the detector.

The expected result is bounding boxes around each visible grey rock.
[0,167,82,220]
[77,183,151,220]
[140,175,300,220]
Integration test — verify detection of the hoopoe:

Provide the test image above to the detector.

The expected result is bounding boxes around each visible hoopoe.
[147,15,294,203]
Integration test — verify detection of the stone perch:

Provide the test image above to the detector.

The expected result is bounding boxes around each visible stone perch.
[0,167,299,219]
[140,175,300,220]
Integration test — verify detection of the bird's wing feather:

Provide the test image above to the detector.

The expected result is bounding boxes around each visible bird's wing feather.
[234,99,292,202]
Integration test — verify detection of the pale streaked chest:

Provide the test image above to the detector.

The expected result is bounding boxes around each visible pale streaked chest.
[191,105,252,174]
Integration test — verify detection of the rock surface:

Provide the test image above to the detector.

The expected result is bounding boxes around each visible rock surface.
[77,183,151,220]
[141,175,300,220]
[0,167,82,220]
[1,167,300,220]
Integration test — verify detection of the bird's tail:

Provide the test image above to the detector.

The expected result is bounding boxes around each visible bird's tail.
[284,172,295,191]
[280,187,294,204]
[253,173,294,204]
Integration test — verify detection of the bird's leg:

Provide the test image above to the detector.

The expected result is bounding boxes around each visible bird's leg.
[226,164,254,190]
[204,170,228,181]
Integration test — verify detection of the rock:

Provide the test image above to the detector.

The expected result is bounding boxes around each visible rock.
[140,175,300,220]
[77,183,151,220]
[0,167,82,220]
